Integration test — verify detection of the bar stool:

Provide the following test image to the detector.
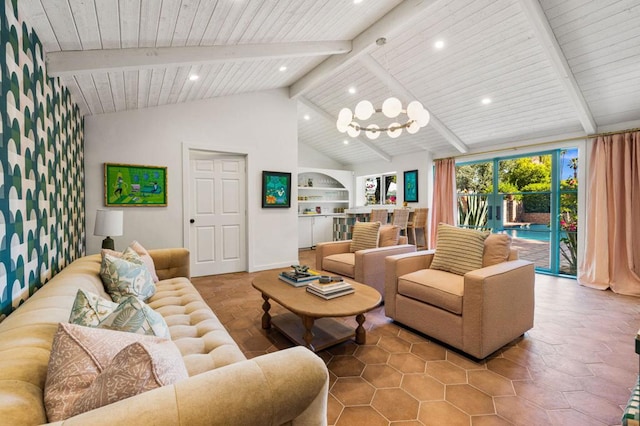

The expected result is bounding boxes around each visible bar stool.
[392,208,410,236]
[369,209,388,224]
[407,208,428,250]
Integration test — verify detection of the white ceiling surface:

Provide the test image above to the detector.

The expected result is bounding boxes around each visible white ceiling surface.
[19,0,640,165]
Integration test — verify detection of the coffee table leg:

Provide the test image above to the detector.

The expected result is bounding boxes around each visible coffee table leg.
[355,314,367,344]
[261,294,271,329]
[302,316,316,351]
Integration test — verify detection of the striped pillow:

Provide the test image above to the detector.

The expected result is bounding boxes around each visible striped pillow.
[350,221,381,252]
[430,223,489,275]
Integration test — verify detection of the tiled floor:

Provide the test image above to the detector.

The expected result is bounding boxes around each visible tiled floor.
[192,249,639,426]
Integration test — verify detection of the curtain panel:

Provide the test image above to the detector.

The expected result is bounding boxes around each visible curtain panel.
[430,158,457,248]
[578,131,640,296]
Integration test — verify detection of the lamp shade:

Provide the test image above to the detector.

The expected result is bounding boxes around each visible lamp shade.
[94,210,123,237]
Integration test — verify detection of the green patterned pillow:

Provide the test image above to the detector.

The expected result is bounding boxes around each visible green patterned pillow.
[350,221,381,252]
[430,223,490,275]
[100,247,156,302]
[69,289,119,326]
[97,296,170,339]
[69,290,170,338]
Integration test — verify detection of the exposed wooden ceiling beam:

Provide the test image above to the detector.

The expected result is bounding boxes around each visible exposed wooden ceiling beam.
[298,97,392,163]
[518,0,597,134]
[358,54,469,154]
[289,0,438,99]
[45,41,352,77]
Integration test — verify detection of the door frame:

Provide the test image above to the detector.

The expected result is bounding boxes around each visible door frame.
[182,142,250,274]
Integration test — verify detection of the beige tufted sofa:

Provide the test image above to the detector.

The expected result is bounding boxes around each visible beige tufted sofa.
[0,248,329,426]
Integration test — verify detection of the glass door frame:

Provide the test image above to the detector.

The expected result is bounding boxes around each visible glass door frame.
[456,148,574,277]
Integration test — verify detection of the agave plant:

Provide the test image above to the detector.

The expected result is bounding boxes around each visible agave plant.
[458,194,489,229]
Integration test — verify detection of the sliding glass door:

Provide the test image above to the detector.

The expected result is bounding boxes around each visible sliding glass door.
[456,149,578,277]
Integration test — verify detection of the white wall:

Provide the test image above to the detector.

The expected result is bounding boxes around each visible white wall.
[84,88,299,272]
[298,142,346,170]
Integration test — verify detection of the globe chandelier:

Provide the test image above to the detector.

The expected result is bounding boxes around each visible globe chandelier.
[336,97,431,140]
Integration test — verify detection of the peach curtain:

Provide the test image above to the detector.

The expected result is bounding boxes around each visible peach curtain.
[430,158,457,248]
[578,132,640,296]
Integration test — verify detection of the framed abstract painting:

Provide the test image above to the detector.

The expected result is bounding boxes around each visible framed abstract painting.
[404,169,418,203]
[262,171,291,208]
[104,163,168,206]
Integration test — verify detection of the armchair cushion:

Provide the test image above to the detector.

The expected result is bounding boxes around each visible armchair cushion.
[350,221,381,252]
[322,253,355,278]
[430,223,489,275]
[379,225,400,247]
[483,234,512,267]
[398,269,464,315]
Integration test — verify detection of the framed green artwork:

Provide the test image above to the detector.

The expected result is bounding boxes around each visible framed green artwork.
[262,171,291,208]
[404,169,418,202]
[104,163,168,206]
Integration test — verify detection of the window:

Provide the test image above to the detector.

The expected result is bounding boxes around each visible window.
[361,173,397,206]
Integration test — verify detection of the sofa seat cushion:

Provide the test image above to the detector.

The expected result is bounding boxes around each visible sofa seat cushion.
[322,253,356,278]
[398,269,464,315]
[147,278,246,375]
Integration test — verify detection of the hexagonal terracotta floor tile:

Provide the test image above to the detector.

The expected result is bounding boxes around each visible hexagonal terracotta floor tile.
[425,360,467,384]
[388,352,426,373]
[331,377,376,405]
[418,400,470,426]
[445,384,495,415]
[371,388,420,421]
[411,342,447,361]
[354,345,390,364]
[377,334,412,353]
[401,373,445,401]
[335,406,388,426]
[362,364,403,388]
[468,370,516,397]
[328,355,365,377]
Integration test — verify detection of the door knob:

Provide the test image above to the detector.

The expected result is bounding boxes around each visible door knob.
[189,219,195,224]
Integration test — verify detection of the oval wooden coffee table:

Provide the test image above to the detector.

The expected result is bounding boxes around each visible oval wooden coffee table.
[252,272,382,352]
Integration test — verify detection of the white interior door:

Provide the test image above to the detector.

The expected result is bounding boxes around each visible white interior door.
[188,152,246,276]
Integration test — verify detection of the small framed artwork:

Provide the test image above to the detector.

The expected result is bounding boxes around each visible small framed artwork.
[262,171,292,208]
[404,169,418,203]
[104,163,168,207]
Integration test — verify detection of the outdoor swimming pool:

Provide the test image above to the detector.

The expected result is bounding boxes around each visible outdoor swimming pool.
[503,224,551,241]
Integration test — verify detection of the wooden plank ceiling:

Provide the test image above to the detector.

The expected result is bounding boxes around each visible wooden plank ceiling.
[18,0,640,165]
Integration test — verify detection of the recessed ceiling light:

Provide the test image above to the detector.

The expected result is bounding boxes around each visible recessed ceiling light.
[353,0,363,4]
[343,140,349,145]
[279,65,287,72]
[348,87,356,94]
[303,114,310,120]
[189,74,199,81]
[481,98,492,105]
[434,40,445,50]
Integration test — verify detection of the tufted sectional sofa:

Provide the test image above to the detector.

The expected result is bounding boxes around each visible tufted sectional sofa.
[0,248,329,425]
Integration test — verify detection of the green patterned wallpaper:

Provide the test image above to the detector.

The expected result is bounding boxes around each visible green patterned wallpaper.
[1,0,85,320]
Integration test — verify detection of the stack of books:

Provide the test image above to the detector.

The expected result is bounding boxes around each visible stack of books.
[278,270,320,287]
[306,278,354,300]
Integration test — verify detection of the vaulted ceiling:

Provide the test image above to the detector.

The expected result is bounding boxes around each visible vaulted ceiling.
[19,0,640,165]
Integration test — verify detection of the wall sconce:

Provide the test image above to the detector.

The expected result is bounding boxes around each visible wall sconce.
[94,209,123,250]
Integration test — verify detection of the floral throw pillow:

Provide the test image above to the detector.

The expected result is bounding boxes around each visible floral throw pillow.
[97,295,170,339]
[100,247,156,302]
[69,289,170,338]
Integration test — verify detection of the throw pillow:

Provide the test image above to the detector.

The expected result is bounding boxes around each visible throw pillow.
[102,241,159,283]
[350,221,381,252]
[100,247,156,302]
[378,225,400,247]
[430,223,489,275]
[68,289,119,327]
[44,323,188,422]
[97,295,171,339]
[483,233,513,267]
[69,289,170,338]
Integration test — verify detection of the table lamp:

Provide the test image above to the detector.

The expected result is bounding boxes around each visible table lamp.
[94,209,123,250]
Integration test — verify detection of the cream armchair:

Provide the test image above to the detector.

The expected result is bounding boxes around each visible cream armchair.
[316,225,416,298]
[384,231,535,359]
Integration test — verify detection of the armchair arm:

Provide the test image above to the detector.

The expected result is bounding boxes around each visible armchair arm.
[48,347,329,426]
[149,248,190,280]
[462,259,535,359]
[384,250,435,317]
[315,240,352,271]
[354,245,417,297]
